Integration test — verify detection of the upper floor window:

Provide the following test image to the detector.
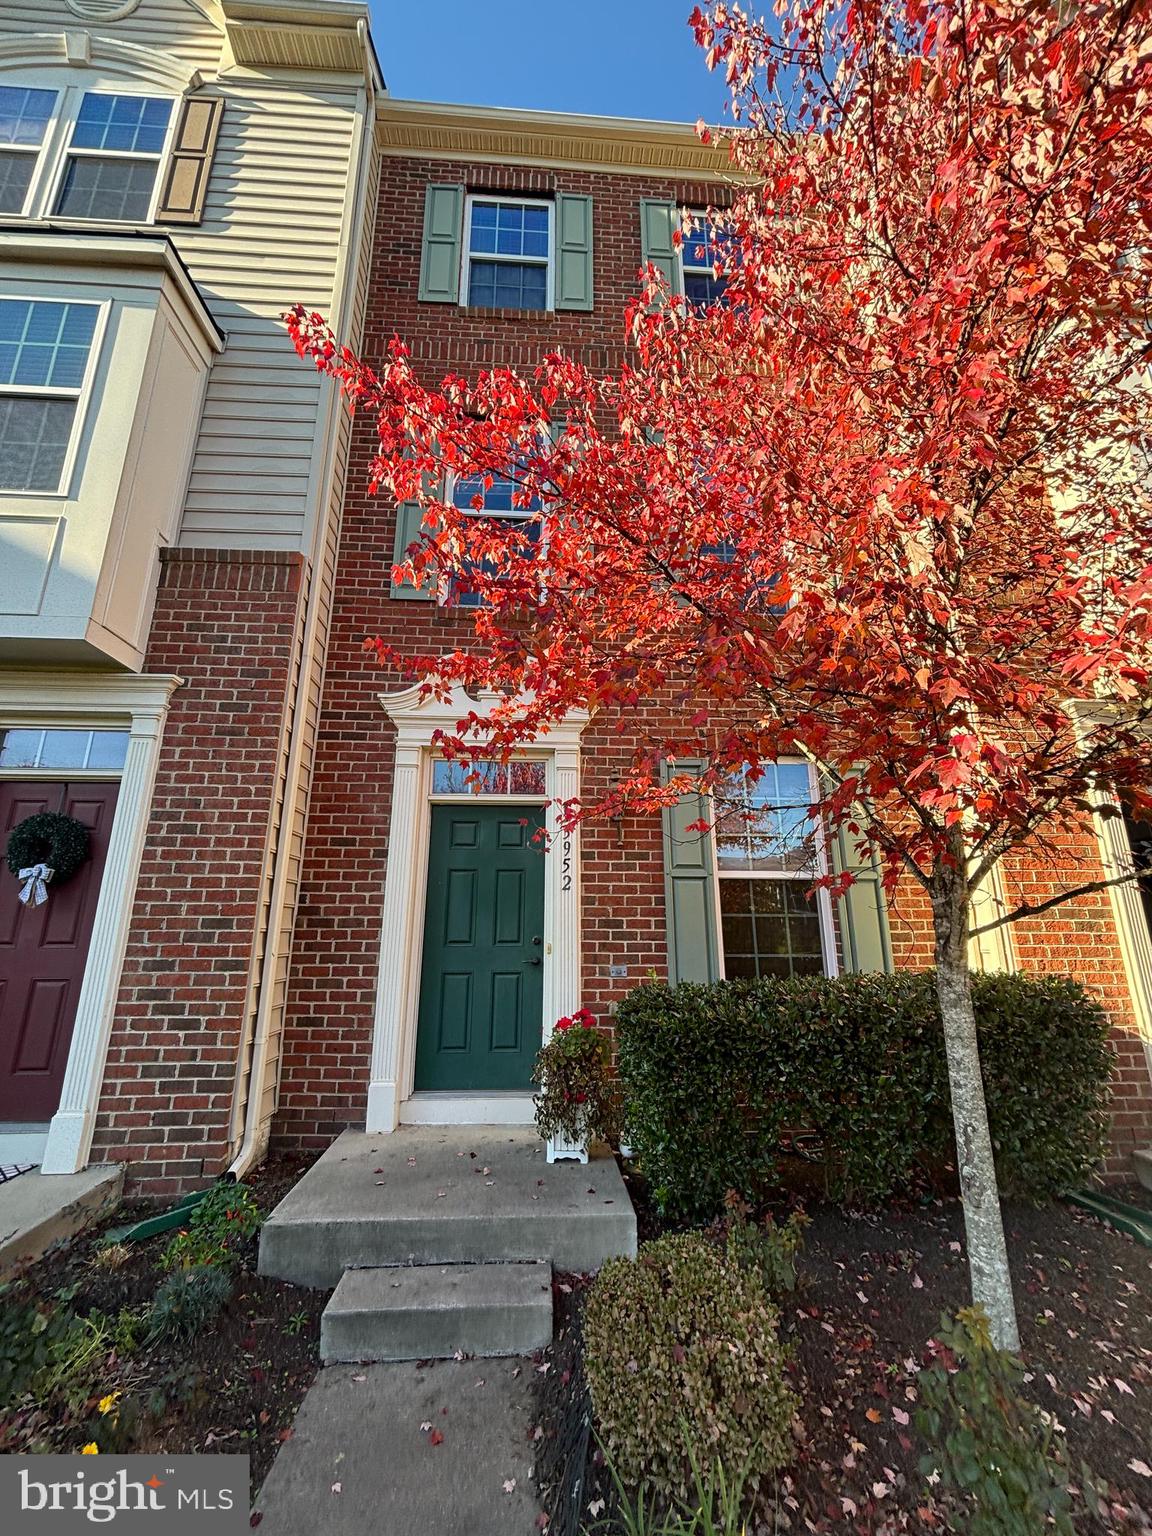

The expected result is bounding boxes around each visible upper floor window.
[464,196,553,311]
[54,93,173,222]
[0,297,101,494]
[714,762,832,978]
[682,214,731,308]
[0,86,55,216]
[0,85,174,225]
[445,467,543,608]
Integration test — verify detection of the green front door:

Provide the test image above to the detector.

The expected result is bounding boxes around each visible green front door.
[414,804,546,1092]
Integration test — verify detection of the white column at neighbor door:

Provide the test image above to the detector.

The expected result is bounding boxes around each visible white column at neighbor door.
[40,692,175,1175]
[545,740,582,1038]
[367,742,425,1133]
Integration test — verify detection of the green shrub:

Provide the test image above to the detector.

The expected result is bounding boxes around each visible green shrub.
[160,1180,262,1271]
[148,1266,233,1342]
[616,972,1110,1217]
[724,1199,808,1298]
[584,1233,797,1501]
[0,1287,85,1409]
[916,1308,1078,1535]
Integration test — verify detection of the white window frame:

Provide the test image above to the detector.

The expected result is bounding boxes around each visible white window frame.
[439,463,548,609]
[48,88,176,226]
[461,193,555,313]
[0,84,61,218]
[680,209,730,306]
[711,759,839,979]
[0,294,109,498]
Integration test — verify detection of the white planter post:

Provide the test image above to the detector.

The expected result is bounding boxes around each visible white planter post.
[546,1126,589,1164]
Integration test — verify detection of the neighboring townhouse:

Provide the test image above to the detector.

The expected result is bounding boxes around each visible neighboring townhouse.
[0,0,382,1193]
[272,100,1152,1179]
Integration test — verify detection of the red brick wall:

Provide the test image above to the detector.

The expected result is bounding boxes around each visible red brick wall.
[273,152,1152,1173]
[92,549,306,1196]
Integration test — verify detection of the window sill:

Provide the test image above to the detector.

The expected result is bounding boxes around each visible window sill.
[457,305,560,322]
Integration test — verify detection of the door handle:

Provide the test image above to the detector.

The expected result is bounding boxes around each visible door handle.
[525,955,542,967]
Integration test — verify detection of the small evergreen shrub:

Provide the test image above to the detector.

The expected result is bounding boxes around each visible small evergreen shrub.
[723,1196,808,1298]
[916,1308,1079,1535]
[584,1233,797,1500]
[148,1266,233,1342]
[616,972,1110,1217]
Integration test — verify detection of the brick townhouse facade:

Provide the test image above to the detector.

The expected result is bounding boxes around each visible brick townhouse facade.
[1,7,1149,1202]
[272,105,1152,1180]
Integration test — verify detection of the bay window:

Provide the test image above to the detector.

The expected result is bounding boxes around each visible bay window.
[0,298,101,494]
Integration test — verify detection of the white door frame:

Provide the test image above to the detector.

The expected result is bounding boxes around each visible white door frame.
[367,682,588,1133]
[0,671,181,1173]
[1094,792,1152,1090]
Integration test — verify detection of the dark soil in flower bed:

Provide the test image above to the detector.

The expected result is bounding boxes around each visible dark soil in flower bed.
[537,1180,1152,1535]
[0,1156,323,1499]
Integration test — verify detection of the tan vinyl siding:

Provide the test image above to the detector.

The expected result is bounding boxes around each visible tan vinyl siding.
[0,0,224,73]
[244,136,380,1137]
[176,82,360,549]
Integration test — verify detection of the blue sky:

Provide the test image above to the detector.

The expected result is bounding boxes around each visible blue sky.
[370,1,729,124]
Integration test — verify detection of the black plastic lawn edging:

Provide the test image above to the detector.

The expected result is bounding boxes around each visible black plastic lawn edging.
[1065,1188,1152,1249]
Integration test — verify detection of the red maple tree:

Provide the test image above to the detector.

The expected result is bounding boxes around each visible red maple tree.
[290,0,1152,1348]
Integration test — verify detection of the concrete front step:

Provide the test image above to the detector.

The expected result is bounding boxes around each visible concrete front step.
[320,1262,553,1363]
[259,1128,636,1287]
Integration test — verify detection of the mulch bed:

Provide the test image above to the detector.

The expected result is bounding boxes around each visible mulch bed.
[0,1155,323,1498]
[537,1178,1152,1535]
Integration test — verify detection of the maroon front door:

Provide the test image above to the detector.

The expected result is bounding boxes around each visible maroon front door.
[0,781,118,1122]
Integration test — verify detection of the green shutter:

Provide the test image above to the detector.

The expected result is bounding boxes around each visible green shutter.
[391,498,436,601]
[555,192,594,311]
[639,198,683,297]
[418,183,464,303]
[661,759,720,983]
[830,819,894,973]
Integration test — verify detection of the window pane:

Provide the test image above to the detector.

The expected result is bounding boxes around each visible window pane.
[0,151,35,214]
[0,728,43,769]
[36,729,92,769]
[720,876,825,979]
[467,259,546,311]
[684,270,728,308]
[452,472,539,517]
[718,763,816,873]
[0,395,76,491]
[0,727,128,771]
[431,759,546,795]
[55,156,159,221]
[0,300,98,390]
[470,201,550,261]
[71,94,171,154]
[0,86,55,148]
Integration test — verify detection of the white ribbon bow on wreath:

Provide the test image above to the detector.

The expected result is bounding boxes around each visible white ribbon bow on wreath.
[17,864,54,907]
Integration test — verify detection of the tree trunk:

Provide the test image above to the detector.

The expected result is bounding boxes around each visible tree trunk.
[931,837,1021,1353]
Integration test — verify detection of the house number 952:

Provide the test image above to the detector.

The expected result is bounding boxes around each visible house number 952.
[561,834,573,893]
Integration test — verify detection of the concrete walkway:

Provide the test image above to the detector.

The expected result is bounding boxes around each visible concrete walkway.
[0,1164,122,1280]
[253,1357,544,1536]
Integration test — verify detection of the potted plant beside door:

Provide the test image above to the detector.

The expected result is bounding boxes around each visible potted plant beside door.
[534,1009,614,1164]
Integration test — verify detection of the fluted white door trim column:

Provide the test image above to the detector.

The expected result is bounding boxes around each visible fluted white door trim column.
[368,682,589,1134]
[0,672,182,1175]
